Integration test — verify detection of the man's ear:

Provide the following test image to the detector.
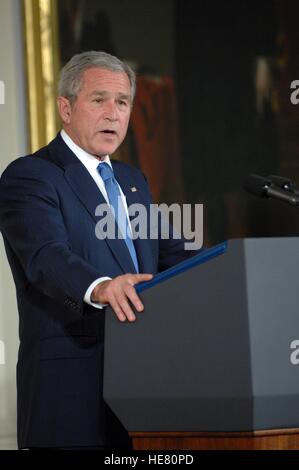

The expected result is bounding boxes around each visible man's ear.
[57,96,72,124]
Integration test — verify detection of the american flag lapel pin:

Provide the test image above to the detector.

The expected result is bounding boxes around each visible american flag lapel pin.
[130,186,137,192]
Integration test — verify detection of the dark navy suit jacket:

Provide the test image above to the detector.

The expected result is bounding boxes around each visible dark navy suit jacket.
[0,134,193,449]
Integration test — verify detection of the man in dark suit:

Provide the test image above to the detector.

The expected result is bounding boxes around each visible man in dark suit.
[0,51,195,449]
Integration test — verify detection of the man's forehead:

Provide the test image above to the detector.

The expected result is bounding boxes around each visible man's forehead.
[83,67,130,84]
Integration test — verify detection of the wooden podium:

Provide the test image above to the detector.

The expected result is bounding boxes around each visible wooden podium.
[130,429,299,450]
[103,239,299,450]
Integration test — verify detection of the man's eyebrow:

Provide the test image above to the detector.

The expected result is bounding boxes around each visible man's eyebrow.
[117,93,131,101]
[90,91,107,97]
[90,91,131,100]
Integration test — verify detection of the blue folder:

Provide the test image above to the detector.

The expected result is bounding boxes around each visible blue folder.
[136,241,227,293]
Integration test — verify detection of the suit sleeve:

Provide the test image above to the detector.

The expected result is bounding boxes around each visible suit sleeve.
[0,159,102,313]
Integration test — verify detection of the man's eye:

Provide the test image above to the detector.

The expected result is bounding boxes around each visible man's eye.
[118,100,128,106]
[94,98,103,103]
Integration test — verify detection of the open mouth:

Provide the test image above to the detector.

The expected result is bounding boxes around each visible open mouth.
[101,130,116,135]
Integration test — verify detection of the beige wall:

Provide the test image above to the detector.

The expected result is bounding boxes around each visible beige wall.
[0,0,28,449]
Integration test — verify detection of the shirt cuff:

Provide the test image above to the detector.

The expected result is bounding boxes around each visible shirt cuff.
[84,277,112,309]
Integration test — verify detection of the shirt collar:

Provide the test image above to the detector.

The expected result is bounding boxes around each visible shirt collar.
[60,129,112,171]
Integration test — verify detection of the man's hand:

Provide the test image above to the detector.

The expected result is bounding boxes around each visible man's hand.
[91,273,153,322]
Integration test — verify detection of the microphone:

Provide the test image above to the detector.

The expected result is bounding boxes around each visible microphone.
[244,174,299,207]
[268,174,299,195]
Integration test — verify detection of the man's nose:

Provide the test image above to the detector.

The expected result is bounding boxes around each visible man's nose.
[103,101,118,121]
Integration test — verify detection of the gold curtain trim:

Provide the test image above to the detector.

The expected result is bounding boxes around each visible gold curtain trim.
[23,0,60,153]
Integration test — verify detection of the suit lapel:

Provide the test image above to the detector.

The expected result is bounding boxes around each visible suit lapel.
[47,135,137,274]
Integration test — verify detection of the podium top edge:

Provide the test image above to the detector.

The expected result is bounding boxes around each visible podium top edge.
[136,241,227,293]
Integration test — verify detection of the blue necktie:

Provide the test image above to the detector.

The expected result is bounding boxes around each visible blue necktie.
[97,162,139,273]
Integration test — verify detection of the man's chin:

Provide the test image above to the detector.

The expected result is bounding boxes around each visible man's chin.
[91,145,118,158]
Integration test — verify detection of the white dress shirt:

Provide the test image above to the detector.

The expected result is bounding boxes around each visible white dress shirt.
[60,129,130,309]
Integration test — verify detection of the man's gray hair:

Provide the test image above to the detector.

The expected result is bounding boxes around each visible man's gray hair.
[58,50,136,103]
